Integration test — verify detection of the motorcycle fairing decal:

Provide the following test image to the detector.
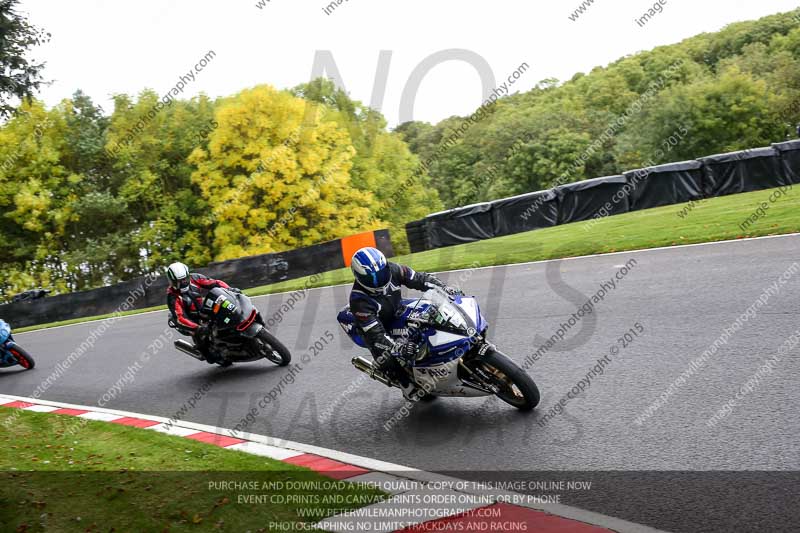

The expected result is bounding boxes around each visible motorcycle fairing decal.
[412,360,488,397]
[212,294,226,314]
[412,359,459,392]
[398,299,432,322]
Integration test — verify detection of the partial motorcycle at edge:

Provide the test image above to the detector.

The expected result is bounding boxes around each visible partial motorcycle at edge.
[0,319,35,371]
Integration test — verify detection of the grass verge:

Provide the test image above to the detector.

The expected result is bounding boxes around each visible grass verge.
[18,185,800,333]
[0,407,385,532]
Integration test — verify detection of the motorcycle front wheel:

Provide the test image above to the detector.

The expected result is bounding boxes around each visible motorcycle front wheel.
[473,350,538,411]
[9,345,35,370]
[254,329,291,367]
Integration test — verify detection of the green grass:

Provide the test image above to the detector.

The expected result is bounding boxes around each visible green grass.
[0,407,385,532]
[19,185,800,333]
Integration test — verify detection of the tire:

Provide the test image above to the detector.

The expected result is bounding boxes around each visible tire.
[9,345,35,370]
[256,329,291,367]
[474,350,539,411]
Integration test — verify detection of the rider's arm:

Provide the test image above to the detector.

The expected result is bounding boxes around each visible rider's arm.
[350,292,397,357]
[193,276,230,290]
[394,263,446,292]
[170,294,200,331]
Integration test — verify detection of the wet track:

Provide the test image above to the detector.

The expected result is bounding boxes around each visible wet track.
[4,235,800,532]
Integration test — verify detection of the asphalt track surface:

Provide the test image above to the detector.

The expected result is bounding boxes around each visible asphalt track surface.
[4,235,800,532]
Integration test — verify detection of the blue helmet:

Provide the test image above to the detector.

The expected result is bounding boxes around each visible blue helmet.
[351,247,390,292]
[0,320,10,344]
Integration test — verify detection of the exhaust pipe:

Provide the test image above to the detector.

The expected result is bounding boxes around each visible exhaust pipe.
[352,356,392,387]
[175,340,204,361]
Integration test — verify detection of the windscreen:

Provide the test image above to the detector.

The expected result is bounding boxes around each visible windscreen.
[412,289,472,333]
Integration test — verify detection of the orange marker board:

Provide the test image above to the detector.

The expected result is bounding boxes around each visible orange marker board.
[340,232,378,267]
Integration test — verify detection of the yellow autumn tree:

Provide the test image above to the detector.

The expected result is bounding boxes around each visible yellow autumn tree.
[189,85,381,261]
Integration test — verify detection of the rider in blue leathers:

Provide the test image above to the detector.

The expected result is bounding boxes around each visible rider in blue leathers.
[338,247,459,400]
[0,320,10,351]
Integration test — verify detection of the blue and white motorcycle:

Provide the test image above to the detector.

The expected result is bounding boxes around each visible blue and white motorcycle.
[339,288,540,411]
[0,320,35,371]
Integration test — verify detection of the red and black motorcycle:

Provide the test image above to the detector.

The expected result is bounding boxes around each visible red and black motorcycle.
[171,287,291,367]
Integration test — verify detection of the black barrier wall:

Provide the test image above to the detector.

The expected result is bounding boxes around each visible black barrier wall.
[699,147,788,197]
[555,175,629,225]
[772,140,800,185]
[406,141,799,250]
[426,203,495,248]
[624,160,704,211]
[2,230,394,328]
[492,190,559,236]
[405,219,430,254]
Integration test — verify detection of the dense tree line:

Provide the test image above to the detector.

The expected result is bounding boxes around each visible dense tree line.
[396,9,800,209]
[1,8,798,299]
[0,83,441,299]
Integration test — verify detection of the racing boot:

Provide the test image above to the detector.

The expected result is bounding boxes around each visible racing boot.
[399,381,422,402]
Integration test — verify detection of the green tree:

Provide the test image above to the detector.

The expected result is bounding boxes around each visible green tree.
[190,84,380,261]
[615,67,783,167]
[0,100,71,296]
[106,90,217,270]
[0,0,50,118]
[293,78,442,252]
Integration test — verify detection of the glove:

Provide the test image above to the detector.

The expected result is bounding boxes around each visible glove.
[195,323,210,340]
[393,338,419,363]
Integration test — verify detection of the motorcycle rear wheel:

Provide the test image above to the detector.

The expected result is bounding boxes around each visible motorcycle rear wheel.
[255,329,291,366]
[474,350,538,410]
[9,346,35,370]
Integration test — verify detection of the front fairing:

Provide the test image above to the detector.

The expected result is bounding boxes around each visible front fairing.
[401,291,492,397]
[395,290,486,365]
[203,288,252,331]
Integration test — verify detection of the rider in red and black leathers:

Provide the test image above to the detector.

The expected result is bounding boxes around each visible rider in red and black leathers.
[167,274,230,332]
[166,270,232,363]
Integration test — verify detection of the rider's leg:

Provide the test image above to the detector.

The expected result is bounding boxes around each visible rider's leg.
[340,305,421,401]
[373,350,410,385]
[371,348,421,401]
[193,331,221,364]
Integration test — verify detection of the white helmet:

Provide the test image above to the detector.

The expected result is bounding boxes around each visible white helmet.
[166,262,191,293]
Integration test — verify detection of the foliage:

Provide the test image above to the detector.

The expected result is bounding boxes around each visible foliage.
[0,0,50,118]
[1,9,799,298]
[398,9,800,208]
[190,84,380,260]
[292,78,442,253]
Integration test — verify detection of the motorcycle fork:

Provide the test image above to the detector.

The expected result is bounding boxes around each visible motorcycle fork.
[459,347,500,394]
